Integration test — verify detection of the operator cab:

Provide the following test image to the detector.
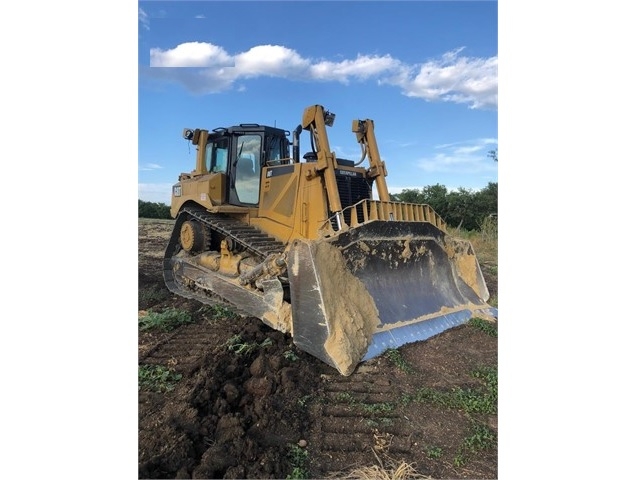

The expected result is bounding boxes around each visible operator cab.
[206,125,290,207]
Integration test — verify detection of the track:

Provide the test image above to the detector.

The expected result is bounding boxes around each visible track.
[162,206,285,312]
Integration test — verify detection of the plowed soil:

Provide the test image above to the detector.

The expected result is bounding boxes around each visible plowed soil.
[138,219,498,479]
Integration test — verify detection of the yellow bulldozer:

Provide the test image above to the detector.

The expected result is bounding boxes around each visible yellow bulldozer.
[163,104,497,375]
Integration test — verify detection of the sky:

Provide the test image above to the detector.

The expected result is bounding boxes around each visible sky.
[138,0,498,204]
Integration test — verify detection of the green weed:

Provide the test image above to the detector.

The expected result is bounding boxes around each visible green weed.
[287,467,308,480]
[199,303,236,321]
[384,348,413,373]
[139,287,169,305]
[472,366,497,391]
[139,364,182,393]
[405,365,497,415]
[225,334,273,356]
[450,387,495,415]
[400,393,413,406]
[453,422,497,467]
[284,349,299,362]
[332,392,395,416]
[463,423,497,453]
[139,308,193,331]
[360,402,395,415]
[469,366,498,411]
[483,263,498,276]
[453,452,467,467]
[286,444,309,479]
[424,445,443,459]
[365,418,394,428]
[334,392,354,403]
[468,317,498,337]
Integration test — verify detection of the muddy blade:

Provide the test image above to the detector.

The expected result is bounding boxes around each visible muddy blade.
[287,221,497,375]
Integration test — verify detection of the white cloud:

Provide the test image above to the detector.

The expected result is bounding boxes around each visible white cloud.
[139,163,163,171]
[150,42,233,67]
[436,138,497,149]
[310,54,400,83]
[416,138,498,174]
[385,49,498,109]
[139,7,150,31]
[453,145,484,155]
[139,183,175,204]
[234,45,310,77]
[146,42,497,109]
[195,14,205,19]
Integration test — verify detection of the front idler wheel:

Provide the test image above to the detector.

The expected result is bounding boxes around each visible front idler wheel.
[180,220,209,254]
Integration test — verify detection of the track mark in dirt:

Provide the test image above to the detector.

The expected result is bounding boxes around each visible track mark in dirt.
[139,322,222,375]
[308,364,416,474]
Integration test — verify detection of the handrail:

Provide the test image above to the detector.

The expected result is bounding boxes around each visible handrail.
[319,199,448,235]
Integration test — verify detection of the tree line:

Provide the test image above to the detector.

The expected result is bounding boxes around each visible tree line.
[390,182,497,231]
[139,200,171,219]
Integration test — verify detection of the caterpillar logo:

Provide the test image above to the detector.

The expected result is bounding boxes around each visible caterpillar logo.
[338,169,359,177]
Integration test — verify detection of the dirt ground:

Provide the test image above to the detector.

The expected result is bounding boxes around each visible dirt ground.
[138,219,498,479]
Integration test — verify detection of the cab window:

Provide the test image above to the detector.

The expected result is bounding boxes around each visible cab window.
[267,136,283,163]
[207,138,229,173]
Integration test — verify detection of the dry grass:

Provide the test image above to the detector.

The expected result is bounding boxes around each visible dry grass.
[469,236,497,266]
[465,217,498,266]
[328,450,433,480]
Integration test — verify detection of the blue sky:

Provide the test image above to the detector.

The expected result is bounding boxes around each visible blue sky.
[138,0,498,204]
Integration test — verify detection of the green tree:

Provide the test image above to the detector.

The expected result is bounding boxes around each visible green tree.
[422,184,449,216]
[391,188,425,204]
[138,200,171,219]
[475,183,498,220]
[390,182,497,231]
[446,187,475,230]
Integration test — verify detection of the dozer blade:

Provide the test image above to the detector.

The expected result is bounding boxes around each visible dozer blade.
[287,221,497,375]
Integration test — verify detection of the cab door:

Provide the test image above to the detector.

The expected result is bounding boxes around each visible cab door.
[230,133,262,206]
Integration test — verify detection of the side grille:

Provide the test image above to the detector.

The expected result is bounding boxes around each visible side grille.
[331,171,372,227]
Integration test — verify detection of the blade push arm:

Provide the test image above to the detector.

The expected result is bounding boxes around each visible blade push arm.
[301,105,343,214]
[352,119,390,202]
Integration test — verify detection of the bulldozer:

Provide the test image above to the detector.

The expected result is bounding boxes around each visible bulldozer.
[163,104,497,375]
